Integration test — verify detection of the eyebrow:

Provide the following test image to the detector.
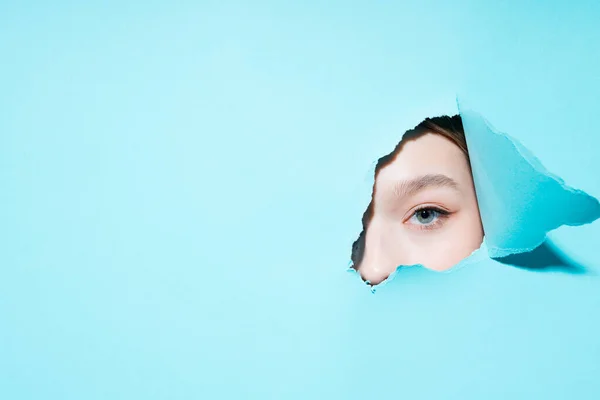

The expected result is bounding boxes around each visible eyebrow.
[389,174,460,199]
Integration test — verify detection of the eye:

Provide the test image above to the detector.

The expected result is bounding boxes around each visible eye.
[414,208,439,224]
[406,206,450,229]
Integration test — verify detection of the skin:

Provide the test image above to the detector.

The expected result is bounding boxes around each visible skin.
[358,132,484,285]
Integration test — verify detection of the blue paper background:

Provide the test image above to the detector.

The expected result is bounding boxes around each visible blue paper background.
[2,1,600,399]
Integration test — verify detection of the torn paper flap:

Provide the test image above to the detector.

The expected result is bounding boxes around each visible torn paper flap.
[458,102,600,258]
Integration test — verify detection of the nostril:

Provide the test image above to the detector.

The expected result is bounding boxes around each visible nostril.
[359,266,391,286]
[365,276,385,285]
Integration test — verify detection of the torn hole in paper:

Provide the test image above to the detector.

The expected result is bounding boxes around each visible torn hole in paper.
[348,108,600,292]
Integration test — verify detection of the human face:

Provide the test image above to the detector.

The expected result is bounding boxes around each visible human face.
[358,132,484,285]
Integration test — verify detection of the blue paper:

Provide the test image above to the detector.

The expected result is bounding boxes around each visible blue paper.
[459,102,600,258]
[2,2,600,399]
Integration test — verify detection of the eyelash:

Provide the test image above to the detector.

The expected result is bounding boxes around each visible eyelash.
[406,206,451,231]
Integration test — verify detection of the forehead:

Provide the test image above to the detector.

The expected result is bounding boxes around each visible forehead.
[376,132,469,184]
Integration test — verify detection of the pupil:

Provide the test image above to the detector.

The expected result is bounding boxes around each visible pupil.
[420,210,431,219]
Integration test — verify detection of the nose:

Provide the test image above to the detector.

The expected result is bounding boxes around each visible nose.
[358,230,403,285]
[359,262,394,285]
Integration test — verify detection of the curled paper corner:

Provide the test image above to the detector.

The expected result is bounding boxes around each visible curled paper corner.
[457,99,600,259]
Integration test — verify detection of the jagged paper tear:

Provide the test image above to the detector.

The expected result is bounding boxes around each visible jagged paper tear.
[348,104,600,292]
[348,240,490,293]
[458,101,600,258]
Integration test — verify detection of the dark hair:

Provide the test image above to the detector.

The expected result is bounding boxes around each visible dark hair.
[350,114,469,270]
